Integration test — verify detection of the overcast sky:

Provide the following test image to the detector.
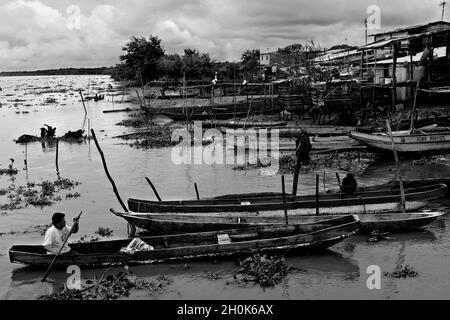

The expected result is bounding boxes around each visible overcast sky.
[0,0,446,71]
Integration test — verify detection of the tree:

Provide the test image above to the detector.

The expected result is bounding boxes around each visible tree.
[119,35,165,83]
[241,49,260,79]
[158,54,183,80]
[181,49,214,80]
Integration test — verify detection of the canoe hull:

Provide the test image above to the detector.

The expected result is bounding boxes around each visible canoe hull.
[128,184,446,214]
[350,131,450,154]
[114,211,444,234]
[9,217,359,268]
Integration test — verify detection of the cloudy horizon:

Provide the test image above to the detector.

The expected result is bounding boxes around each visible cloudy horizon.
[0,0,447,71]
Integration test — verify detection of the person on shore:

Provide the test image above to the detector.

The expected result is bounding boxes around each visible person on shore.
[43,212,79,255]
[342,174,358,195]
[296,130,312,166]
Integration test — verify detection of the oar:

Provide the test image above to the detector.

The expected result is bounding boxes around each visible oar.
[41,211,83,282]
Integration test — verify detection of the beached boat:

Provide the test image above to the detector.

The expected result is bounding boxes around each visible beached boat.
[202,120,287,129]
[9,215,359,268]
[350,129,450,154]
[127,184,446,215]
[160,106,284,121]
[112,210,444,234]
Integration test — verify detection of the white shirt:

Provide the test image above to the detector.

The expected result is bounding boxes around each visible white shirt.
[42,225,72,254]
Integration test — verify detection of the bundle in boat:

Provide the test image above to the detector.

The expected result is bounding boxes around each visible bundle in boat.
[127,183,447,215]
[9,215,359,269]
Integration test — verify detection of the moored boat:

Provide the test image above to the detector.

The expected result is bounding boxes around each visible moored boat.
[9,215,359,268]
[112,210,444,234]
[350,129,450,154]
[127,183,446,215]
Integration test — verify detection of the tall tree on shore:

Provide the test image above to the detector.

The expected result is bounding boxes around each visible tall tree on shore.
[241,49,260,79]
[119,35,165,83]
[181,49,214,80]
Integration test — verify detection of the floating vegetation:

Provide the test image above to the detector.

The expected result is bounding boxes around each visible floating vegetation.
[385,265,418,278]
[37,269,172,300]
[65,192,81,199]
[412,155,450,166]
[95,227,113,237]
[73,235,100,243]
[0,178,81,211]
[0,224,51,237]
[120,125,177,149]
[236,254,291,288]
[278,151,376,175]
[0,159,18,176]
[233,159,271,171]
[367,230,393,243]
[44,97,58,104]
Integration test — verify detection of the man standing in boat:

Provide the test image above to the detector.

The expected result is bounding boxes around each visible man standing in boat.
[342,173,358,195]
[43,212,79,255]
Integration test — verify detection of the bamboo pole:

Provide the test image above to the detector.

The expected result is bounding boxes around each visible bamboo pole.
[385,119,406,213]
[145,177,162,202]
[281,175,289,225]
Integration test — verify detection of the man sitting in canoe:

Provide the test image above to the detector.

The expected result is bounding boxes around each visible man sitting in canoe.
[43,212,79,255]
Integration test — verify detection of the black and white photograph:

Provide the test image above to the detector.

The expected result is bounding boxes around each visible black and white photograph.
[1,0,450,305]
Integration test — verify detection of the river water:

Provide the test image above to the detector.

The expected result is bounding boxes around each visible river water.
[1,75,450,300]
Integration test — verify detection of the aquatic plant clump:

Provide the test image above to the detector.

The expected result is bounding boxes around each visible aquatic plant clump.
[237,254,291,288]
[0,178,81,211]
[278,151,376,175]
[385,265,418,278]
[37,269,172,300]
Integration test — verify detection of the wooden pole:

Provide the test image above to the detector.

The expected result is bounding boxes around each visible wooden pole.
[42,211,82,282]
[385,119,406,213]
[410,80,420,133]
[281,175,289,225]
[24,143,27,168]
[194,182,200,200]
[391,43,398,114]
[79,90,87,116]
[91,129,128,213]
[145,177,162,202]
[55,138,59,174]
[315,174,320,216]
[335,172,342,191]
[292,138,302,196]
[135,90,143,109]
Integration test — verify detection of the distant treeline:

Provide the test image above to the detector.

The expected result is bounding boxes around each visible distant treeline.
[0,67,115,77]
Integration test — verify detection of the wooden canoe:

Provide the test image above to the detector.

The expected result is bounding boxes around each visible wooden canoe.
[160,106,284,121]
[112,210,444,234]
[9,215,359,268]
[350,130,450,154]
[202,120,288,129]
[127,183,447,215]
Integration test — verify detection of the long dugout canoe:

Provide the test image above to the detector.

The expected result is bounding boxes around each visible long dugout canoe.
[349,130,450,154]
[127,184,447,214]
[9,215,359,268]
[112,210,444,234]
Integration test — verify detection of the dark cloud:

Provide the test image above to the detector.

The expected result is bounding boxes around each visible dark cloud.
[0,0,446,71]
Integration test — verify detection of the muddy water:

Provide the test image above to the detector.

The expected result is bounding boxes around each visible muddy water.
[1,75,450,300]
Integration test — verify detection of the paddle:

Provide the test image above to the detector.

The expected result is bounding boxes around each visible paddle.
[41,211,83,282]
